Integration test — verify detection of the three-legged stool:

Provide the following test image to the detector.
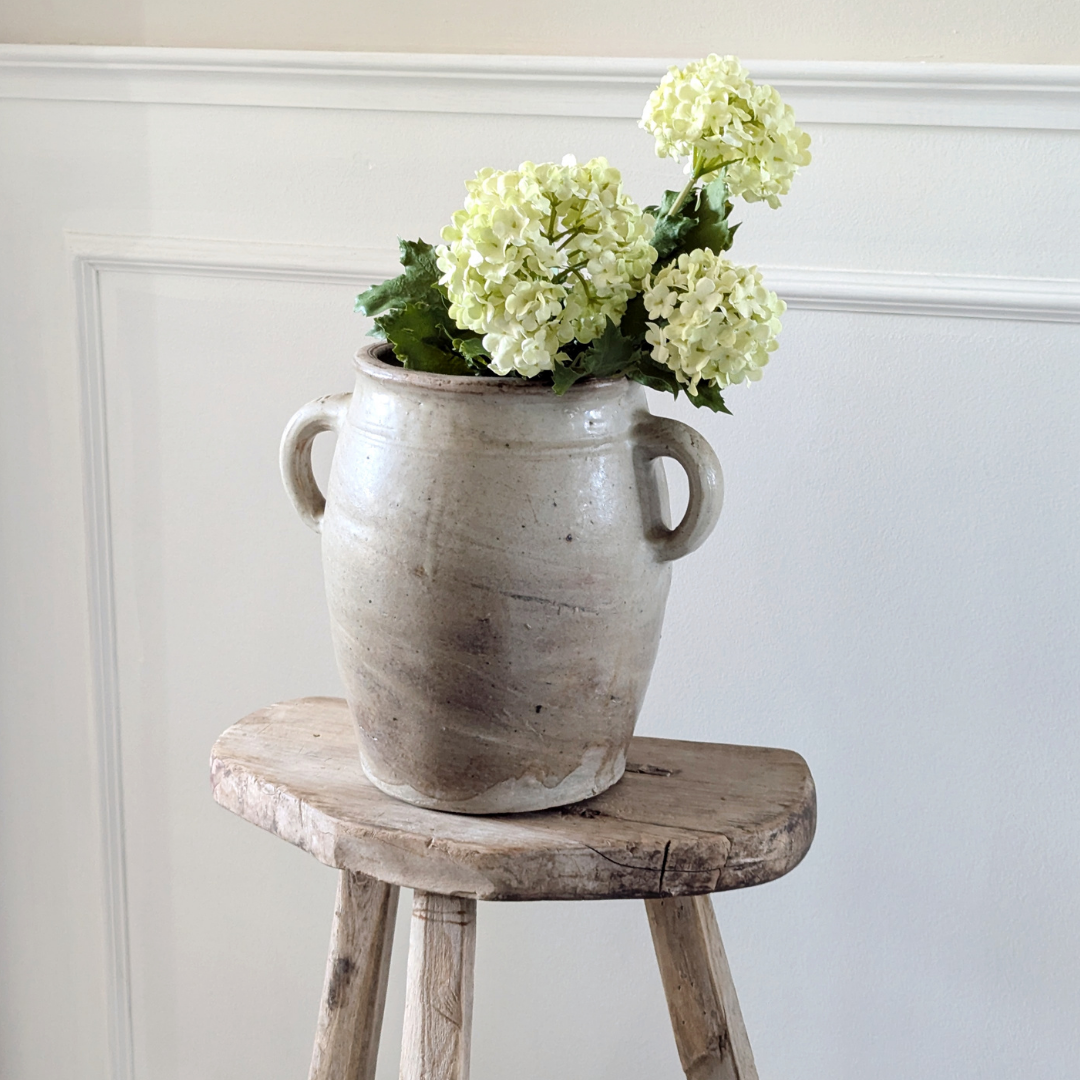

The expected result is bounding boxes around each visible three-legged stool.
[211,698,816,1080]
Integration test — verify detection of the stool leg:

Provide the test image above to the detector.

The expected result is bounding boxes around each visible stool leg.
[400,892,477,1080]
[645,895,758,1080]
[309,869,400,1080]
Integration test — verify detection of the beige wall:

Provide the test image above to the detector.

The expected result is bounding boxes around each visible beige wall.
[2,0,1079,64]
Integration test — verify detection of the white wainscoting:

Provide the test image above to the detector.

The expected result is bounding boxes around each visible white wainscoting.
[2,46,1079,1080]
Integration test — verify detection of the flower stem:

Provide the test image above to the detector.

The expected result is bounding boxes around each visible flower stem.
[545,201,557,242]
[668,172,700,218]
[554,260,590,284]
[568,266,594,300]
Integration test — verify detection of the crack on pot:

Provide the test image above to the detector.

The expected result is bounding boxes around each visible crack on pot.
[467,581,600,616]
[505,591,596,614]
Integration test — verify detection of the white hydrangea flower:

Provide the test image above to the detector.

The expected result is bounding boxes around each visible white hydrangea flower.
[641,54,811,208]
[435,158,656,377]
[642,248,785,394]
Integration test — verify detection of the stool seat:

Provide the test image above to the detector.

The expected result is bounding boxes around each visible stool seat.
[211,697,817,1080]
[211,697,816,901]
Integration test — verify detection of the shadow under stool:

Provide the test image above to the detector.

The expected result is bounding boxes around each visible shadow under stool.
[211,697,816,1080]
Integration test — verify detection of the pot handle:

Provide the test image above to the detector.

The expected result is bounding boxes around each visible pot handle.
[634,415,723,562]
[280,393,352,533]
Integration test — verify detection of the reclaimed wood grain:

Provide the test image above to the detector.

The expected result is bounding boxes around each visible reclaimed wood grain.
[308,870,399,1080]
[646,895,758,1080]
[210,697,815,901]
[400,892,476,1080]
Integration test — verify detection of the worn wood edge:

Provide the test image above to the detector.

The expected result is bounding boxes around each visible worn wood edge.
[209,703,815,900]
[334,822,735,902]
[211,745,734,900]
[209,714,735,900]
[587,735,817,891]
[210,750,342,868]
[716,765,817,891]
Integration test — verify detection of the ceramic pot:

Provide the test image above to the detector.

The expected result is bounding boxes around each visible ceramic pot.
[281,342,722,813]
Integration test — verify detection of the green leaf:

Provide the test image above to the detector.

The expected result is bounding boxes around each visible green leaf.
[548,319,646,394]
[619,294,649,343]
[550,363,587,395]
[452,333,491,373]
[627,354,682,397]
[645,189,700,262]
[681,176,739,256]
[376,303,472,376]
[354,238,442,317]
[576,319,641,378]
[684,379,732,414]
[625,354,733,413]
[354,237,496,376]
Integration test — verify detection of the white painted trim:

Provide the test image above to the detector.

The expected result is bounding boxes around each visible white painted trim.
[5,45,1080,130]
[67,233,393,286]
[769,267,1080,323]
[74,251,134,1080]
[70,230,1079,1079]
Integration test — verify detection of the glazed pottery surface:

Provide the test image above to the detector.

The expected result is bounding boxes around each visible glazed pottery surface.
[281,343,722,813]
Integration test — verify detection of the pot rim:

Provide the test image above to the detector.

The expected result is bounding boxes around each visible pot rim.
[353,341,629,397]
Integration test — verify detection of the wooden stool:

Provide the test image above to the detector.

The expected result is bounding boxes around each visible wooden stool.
[211,698,816,1080]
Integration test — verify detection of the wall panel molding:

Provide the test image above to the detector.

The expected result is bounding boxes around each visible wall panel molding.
[73,242,135,1080]
[4,45,1080,129]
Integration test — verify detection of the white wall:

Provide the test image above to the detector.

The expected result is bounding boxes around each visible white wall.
[1,45,1079,1080]
[2,0,1080,63]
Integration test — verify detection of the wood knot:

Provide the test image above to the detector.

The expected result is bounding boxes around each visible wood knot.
[326,955,353,1010]
[625,762,676,777]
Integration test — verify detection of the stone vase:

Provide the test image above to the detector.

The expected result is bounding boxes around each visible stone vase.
[280,342,722,813]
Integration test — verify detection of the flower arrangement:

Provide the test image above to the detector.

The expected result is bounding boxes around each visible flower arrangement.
[355,55,810,412]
